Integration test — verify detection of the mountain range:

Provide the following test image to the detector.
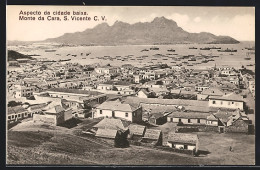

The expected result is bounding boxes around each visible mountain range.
[11,17,240,45]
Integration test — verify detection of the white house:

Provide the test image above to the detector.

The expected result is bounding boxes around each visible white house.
[209,93,244,110]
[167,132,199,152]
[94,99,142,123]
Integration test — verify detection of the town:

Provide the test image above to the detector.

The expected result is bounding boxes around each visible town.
[7,50,255,164]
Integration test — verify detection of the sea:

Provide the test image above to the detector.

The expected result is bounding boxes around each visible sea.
[8,41,255,71]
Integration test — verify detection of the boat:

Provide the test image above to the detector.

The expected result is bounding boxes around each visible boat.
[200,47,211,50]
[58,59,71,62]
[45,49,56,52]
[167,49,175,52]
[210,46,221,49]
[150,47,159,50]
[82,58,86,59]
[244,52,252,60]
[245,46,255,50]
[141,49,149,52]
[189,47,197,49]
[218,48,237,52]
[188,58,196,61]
[86,53,91,56]
[201,60,209,63]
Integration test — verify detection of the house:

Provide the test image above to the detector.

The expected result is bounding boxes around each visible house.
[95,128,119,139]
[94,99,142,123]
[197,87,225,101]
[93,117,130,147]
[206,110,250,133]
[33,105,72,125]
[167,111,210,125]
[93,117,130,131]
[134,75,142,83]
[97,84,113,90]
[137,89,150,98]
[209,93,244,110]
[9,84,39,98]
[195,84,210,92]
[45,88,107,104]
[128,124,146,141]
[7,106,29,123]
[166,132,199,152]
[141,129,163,146]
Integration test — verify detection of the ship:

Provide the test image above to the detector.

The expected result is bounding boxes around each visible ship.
[217,48,237,52]
[141,49,149,52]
[200,47,211,50]
[45,49,56,52]
[189,47,197,49]
[244,52,252,60]
[150,47,159,50]
[167,49,175,52]
[58,59,71,62]
[210,46,221,49]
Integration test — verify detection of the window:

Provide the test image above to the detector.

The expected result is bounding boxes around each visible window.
[179,118,181,122]
[12,115,14,119]
[125,113,128,117]
[220,101,223,105]
[197,119,200,123]
[100,110,102,114]
[188,119,191,123]
[232,102,234,104]
[184,145,188,149]
[8,116,11,120]
[212,101,216,104]
[228,102,230,105]
[133,112,136,117]
[170,118,173,122]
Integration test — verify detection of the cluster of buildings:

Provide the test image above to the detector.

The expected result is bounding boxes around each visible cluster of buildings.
[7,59,255,154]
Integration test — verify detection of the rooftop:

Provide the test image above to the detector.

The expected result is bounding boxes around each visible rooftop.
[93,117,131,130]
[168,132,198,145]
[209,93,243,102]
[47,88,104,96]
[143,128,162,140]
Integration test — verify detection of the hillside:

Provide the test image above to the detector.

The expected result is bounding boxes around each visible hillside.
[45,17,239,45]
[8,50,33,61]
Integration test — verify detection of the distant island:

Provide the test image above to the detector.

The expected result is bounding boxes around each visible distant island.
[44,17,239,45]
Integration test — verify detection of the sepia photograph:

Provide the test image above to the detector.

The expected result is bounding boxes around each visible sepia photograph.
[6,5,255,165]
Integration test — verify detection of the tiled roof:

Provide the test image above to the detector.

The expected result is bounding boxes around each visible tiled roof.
[93,117,130,130]
[206,114,218,121]
[168,132,198,145]
[201,87,225,96]
[45,105,65,114]
[129,124,146,136]
[29,103,48,111]
[123,97,208,107]
[97,99,138,112]
[8,106,27,115]
[143,129,162,140]
[47,88,104,96]
[168,111,210,119]
[209,93,243,102]
[95,128,117,139]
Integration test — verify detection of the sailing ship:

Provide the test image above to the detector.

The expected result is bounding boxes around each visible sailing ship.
[244,52,252,60]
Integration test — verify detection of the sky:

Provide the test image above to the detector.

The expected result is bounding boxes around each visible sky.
[7,6,255,41]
